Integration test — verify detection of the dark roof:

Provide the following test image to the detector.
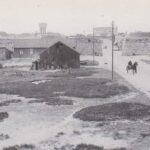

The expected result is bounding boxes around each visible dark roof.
[43,41,80,55]
[0,47,8,49]
[0,47,13,52]
[12,38,77,49]
[0,39,13,45]
[12,39,60,48]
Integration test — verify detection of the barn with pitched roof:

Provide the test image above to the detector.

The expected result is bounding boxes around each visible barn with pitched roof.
[39,41,80,69]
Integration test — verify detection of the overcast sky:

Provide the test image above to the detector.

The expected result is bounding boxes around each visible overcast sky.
[0,0,150,35]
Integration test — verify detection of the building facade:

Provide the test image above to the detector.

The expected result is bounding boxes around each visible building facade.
[12,39,55,58]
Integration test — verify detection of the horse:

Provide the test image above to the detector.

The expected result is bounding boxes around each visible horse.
[126,62,138,74]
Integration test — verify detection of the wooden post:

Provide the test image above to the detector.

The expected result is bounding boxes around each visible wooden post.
[112,21,114,80]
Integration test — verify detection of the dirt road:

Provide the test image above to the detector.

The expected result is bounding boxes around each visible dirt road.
[99,47,150,98]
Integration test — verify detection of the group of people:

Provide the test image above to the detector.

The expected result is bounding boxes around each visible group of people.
[126,60,138,74]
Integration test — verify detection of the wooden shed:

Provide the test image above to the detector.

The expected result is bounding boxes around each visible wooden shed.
[39,41,80,69]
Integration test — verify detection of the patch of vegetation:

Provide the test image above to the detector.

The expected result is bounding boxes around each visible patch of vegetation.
[55,132,65,138]
[0,100,21,107]
[0,112,8,122]
[74,144,104,150]
[0,134,9,140]
[0,68,130,105]
[73,102,150,121]
[140,133,150,138]
[96,122,109,127]
[55,144,127,150]
[54,144,74,150]
[0,63,3,69]
[80,60,99,66]
[73,130,81,135]
[0,76,129,101]
[113,132,124,140]
[48,67,99,78]
[110,148,127,150]
[65,79,129,98]
[3,144,35,150]
[28,97,73,105]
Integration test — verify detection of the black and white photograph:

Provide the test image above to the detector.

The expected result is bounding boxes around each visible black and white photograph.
[0,0,150,149]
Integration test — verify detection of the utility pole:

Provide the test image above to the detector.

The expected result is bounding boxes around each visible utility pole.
[93,27,95,64]
[112,21,115,80]
[75,37,77,49]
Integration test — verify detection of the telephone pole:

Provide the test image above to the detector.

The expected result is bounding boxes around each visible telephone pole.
[75,37,77,49]
[93,27,95,64]
[112,21,115,80]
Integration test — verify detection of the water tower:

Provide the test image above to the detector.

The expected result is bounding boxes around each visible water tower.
[39,23,47,35]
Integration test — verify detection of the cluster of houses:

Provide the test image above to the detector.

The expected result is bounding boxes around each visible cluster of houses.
[0,25,150,70]
[0,29,103,70]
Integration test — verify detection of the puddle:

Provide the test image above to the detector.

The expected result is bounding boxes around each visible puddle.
[53,91,65,95]
[76,76,90,79]
[0,94,37,105]
[31,80,51,85]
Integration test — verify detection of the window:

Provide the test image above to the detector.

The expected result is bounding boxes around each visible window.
[30,49,34,55]
[20,50,23,55]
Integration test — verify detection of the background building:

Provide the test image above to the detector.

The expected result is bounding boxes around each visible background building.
[12,39,52,58]
[0,39,14,51]
[0,47,12,60]
[122,32,150,56]
[93,27,118,38]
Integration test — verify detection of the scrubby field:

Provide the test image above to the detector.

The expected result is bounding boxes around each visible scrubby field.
[0,66,149,150]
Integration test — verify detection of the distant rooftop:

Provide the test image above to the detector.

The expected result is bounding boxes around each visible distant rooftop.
[127,32,150,39]
[12,39,61,48]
